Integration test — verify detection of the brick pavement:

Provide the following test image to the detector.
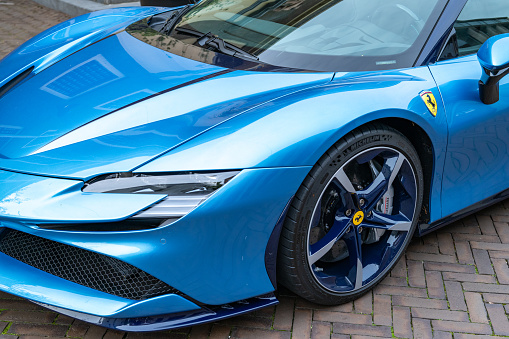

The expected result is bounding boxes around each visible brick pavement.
[4,2,509,338]
[0,0,70,60]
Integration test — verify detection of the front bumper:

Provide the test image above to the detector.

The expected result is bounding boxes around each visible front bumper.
[0,166,310,324]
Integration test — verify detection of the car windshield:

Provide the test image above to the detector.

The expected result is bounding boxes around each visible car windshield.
[170,0,443,71]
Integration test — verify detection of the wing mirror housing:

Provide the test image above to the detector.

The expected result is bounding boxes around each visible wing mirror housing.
[478,34,509,105]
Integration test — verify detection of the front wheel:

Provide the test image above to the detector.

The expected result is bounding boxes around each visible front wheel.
[278,124,423,304]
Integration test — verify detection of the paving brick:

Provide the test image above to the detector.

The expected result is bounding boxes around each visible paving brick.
[455,241,476,265]
[454,234,501,243]
[188,324,212,339]
[66,321,89,338]
[494,222,509,243]
[444,280,467,311]
[431,320,492,334]
[472,249,495,275]
[7,323,68,337]
[424,262,476,274]
[407,260,426,288]
[391,255,407,277]
[372,294,391,326]
[392,296,448,309]
[379,276,408,286]
[485,303,509,336]
[222,315,273,329]
[431,331,453,339]
[273,296,294,331]
[332,323,392,337]
[83,325,107,339]
[231,327,291,339]
[313,311,371,325]
[477,215,497,235]
[292,309,312,339]
[0,310,56,323]
[311,321,331,339]
[208,324,231,339]
[426,271,445,299]
[463,281,509,293]
[393,306,412,338]
[373,284,427,297]
[406,252,456,263]
[411,308,469,322]
[353,291,372,314]
[464,292,489,324]
[437,232,456,255]
[454,334,502,339]
[471,241,509,251]
[483,293,509,304]
[442,271,496,283]
[412,318,432,339]
[492,258,509,284]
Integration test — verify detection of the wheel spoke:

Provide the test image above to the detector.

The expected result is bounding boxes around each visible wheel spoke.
[358,153,405,211]
[342,228,363,289]
[364,211,412,232]
[309,218,350,265]
[333,168,356,194]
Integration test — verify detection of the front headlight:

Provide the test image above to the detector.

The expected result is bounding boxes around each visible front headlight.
[83,171,240,219]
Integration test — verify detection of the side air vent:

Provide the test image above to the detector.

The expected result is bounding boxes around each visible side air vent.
[0,229,180,300]
[0,67,34,99]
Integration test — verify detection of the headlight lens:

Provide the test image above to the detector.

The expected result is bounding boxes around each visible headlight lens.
[83,171,240,219]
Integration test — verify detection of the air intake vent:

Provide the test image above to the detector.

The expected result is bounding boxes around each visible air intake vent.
[0,229,178,300]
[0,67,34,99]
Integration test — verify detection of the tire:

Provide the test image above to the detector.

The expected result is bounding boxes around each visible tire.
[277,123,423,305]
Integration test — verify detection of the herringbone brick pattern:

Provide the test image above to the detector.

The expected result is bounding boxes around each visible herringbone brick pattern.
[0,0,70,60]
[4,2,509,338]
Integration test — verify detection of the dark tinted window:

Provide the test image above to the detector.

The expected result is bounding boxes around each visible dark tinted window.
[455,0,509,56]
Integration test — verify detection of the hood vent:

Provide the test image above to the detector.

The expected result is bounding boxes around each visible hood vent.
[0,67,34,100]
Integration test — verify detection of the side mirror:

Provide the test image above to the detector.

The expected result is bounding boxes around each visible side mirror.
[478,34,509,105]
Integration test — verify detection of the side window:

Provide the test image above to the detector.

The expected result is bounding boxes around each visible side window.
[455,0,509,56]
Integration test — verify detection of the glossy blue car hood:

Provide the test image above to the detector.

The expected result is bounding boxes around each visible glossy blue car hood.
[0,29,331,179]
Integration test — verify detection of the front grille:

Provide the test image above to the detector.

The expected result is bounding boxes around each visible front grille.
[0,229,178,300]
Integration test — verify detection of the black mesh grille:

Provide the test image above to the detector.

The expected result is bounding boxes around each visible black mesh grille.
[0,229,178,300]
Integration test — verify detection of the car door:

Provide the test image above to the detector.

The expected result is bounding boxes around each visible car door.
[429,0,509,218]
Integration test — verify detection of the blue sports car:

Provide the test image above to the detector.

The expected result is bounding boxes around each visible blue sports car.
[0,0,507,331]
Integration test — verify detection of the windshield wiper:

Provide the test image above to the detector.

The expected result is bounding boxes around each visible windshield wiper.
[148,5,192,34]
[175,27,259,62]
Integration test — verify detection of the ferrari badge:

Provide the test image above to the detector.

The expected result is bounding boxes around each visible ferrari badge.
[420,91,438,117]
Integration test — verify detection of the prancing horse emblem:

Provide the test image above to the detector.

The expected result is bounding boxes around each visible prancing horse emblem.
[353,211,364,226]
[420,90,438,117]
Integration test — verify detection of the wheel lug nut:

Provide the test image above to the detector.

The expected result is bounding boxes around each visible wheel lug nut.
[345,209,352,217]
[359,199,365,207]
[367,211,372,217]
[358,227,363,233]
[347,226,353,233]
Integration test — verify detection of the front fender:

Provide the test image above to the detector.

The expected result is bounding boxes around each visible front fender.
[136,66,448,220]
[0,6,170,86]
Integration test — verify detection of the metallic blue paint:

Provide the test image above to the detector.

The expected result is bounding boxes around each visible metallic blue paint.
[429,54,509,217]
[0,166,310,310]
[0,7,171,87]
[478,34,509,71]
[0,0,505,331]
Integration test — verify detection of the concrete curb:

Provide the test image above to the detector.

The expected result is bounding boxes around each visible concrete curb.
[31,0,140,17]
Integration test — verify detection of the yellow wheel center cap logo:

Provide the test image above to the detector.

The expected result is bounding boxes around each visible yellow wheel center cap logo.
[353,211,364,226]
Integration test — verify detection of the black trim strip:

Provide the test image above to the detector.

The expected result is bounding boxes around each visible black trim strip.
[0,67,34,99]
[418,187,509,235]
